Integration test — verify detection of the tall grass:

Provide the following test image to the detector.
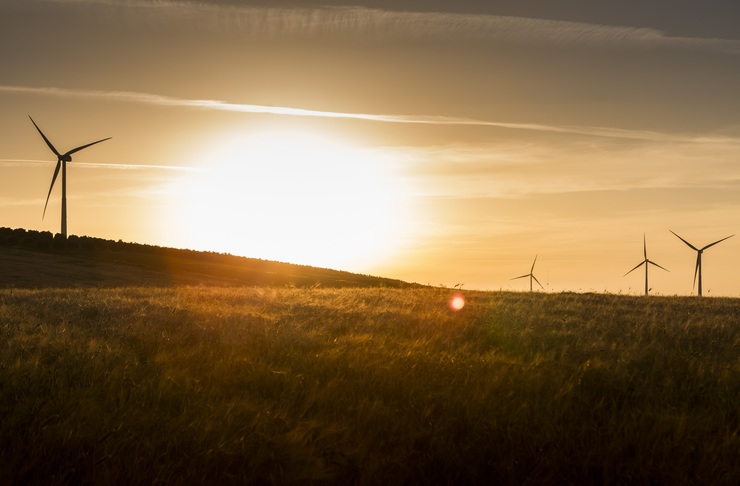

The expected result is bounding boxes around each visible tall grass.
[1,287,739,484]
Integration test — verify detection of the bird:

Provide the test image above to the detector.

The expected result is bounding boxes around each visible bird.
[29,116,111,238]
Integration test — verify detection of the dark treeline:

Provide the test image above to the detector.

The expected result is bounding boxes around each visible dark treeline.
[0,227,416,289]
[0,226,160,252]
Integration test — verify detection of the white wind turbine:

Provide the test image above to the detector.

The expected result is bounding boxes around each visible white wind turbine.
[670,230,734,296]
[29,116,111,238]
[624,234,668,296]
[512,255,544,292]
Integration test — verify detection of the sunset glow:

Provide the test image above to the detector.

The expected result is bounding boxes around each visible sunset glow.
[2,1,740,295]
[163,129,411,270]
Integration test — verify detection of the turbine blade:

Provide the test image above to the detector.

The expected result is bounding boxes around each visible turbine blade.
[511,274,529,280]
[42,160,61,219]
[647,260,669,272]
[65,137,112,157]
[624,261,646,277]
[530,254,538,272]
[643,234,647,259]
[532,274,544,289]
[701,234,734,251]
[29,116,61,157]
[670,230,699,251]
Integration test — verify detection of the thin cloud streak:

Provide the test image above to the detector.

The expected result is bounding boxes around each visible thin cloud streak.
[394,137,740,199]
[1,85,734,144]
[34,1,740,54]
[0,159,205,172]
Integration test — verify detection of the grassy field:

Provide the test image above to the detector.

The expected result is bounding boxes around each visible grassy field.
[1,286,739,484]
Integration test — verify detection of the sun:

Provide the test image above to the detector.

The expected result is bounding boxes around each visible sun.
[165,127,410,271]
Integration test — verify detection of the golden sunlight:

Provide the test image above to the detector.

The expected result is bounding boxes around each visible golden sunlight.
[165,128,411,271]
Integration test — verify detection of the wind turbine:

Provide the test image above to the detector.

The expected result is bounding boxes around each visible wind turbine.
[512,254,544,292]
[670,230,734,296]
[623,234,668,296]
[29,116,111,238]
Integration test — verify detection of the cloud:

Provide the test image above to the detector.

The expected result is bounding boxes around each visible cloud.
[0,159,204,172]
[30,0,740,54]
[2,84,735,144]
[392,136,740,199]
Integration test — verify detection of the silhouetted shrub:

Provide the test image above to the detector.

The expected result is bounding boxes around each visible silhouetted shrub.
[35,232,53,250]
[66,235,80,250]
[53,233,67,249]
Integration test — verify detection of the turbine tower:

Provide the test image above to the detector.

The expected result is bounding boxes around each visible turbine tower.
[624,234,668,296]
[29,116,111,238]
[512,254,544,292]
[670,230,734,296]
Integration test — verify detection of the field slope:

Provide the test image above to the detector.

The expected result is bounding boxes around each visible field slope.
[1,287,739,484]
[0,227,414,288]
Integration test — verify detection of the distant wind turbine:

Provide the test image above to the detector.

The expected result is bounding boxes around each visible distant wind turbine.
[623,234,668,296]
[512,255,544,292]
[670,230,734,296]
[29,116,111,238]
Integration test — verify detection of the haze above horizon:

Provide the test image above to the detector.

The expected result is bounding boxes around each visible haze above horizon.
[1,0,740,296]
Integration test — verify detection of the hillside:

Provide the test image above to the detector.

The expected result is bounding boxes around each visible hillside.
[0,227,416,289]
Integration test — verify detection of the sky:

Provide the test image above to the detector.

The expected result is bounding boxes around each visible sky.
[2,0,740,296]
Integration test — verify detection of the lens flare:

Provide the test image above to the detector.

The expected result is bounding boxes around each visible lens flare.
[449,293,465,311]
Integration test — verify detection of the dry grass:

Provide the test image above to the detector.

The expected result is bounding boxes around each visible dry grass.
[1,287,739,484]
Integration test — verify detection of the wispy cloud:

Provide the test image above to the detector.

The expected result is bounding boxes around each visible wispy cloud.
[2,84,735,144]
[32,0,740,54]
[0,159,205,172]
[394,137,740,199]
